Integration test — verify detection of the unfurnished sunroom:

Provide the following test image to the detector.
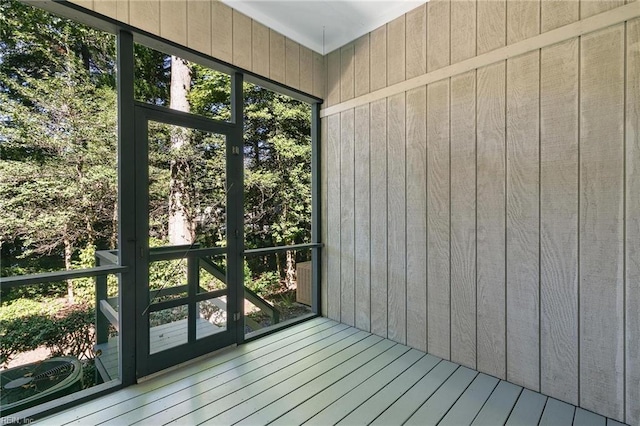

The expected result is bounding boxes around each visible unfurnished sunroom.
[0,0,639,424]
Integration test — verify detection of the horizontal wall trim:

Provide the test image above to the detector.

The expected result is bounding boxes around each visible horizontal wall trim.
[320,1,639,118]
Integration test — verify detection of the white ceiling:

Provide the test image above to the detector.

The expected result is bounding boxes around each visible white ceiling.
[221,0,426,54]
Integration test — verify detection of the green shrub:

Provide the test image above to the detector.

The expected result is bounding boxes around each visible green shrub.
[247,271,281,297]
[0,303,95,367]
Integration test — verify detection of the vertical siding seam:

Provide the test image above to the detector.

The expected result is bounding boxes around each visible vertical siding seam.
[474,67,478,372]
[385,24,389,88]
[186,0,190,50]
[449,76,453,361]
[338,113,343,323]
[158,0,162,39]
[504,58,509,382]
[230,10,234,66]
[339,46,343,103]
[577,34,582,407]
[369,104,372,333]
[404,91,408,345]
[367,33,371,96]
[449,0,452,67]
[622,20,627,423]
[353,108,357,327]
[539,0,542,35]
[538,47,543,394]
[403,15,407,83]
[448,0,453,362]
[425,86,429,353]
[474,0,479,373]
[386,98,389,338]
[404,92,409,345]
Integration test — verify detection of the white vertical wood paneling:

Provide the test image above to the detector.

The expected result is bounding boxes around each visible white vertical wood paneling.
[187,0,211,56]
[93,1,117,20]
[160,0,186,47]
[476,62,507,380]
[211,1,232,64]
[116,0,129,24]
[341,44,355,102]
[406,4,427,80]
[269,30,285,84]
[327,114,342,322]
[387,93,407,344]
[506,50,540,391]
[370,99,388,337]
[251,21,270,79]
[321,117,329,318]
[370,26,387,91]
[387,16,406,86]
[626,18,640,426]
[507,0,540,44]
[354,105,371,332]
[579,24,625,420]
[285,38,300,90]
[299,46,313,95]
[540,38,579,406]
[340,110,356,327]
[427,0,451,72]
[477,0,506,54]
[406,86,427,352]
[313,52,325,100]
[426,80,451,359]
[232,10,251,70]
[130,0,159,34]
[580,0,624,19]
[451,0,477,63]
[354,35,370,98]
[327,50,341,107]
[316,2,637,423]
[450,71,477,370]
[541,0,579,32]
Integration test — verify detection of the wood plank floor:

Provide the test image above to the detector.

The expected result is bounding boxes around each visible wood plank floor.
[40,318,626,425]
[94,318,223,380]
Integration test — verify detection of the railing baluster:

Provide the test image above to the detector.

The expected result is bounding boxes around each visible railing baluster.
[95,255,109,346]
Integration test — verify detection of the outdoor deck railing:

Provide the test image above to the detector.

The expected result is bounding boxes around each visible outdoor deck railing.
[93,246,282,353]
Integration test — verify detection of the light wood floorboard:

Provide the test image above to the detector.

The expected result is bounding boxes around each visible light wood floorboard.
[39,318,625,425]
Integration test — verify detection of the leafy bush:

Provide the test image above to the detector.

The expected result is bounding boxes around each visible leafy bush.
[42,304,96,360]
[71,244,119,304]
[0,303,95,367]
[246,271,281,297]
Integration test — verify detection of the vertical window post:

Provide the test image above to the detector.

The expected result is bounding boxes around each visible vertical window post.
[117,29,136,386]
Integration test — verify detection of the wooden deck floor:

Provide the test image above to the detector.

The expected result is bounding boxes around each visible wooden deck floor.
[41,317,626,425]
[94,318,223,381]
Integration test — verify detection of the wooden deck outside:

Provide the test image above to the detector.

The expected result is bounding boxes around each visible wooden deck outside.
[42,317,626,425]
[94,318,223,380]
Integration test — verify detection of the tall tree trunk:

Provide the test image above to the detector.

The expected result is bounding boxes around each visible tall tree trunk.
[110,199,118,249]
[168,56,194,245]
[64,234,74,304]
[285,250,296,289]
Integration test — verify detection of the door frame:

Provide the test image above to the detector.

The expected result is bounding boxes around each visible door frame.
[133,97,245,378]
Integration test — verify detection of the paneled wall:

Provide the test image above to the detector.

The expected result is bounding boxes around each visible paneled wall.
[321,1,640,424]
[68,0,325,99]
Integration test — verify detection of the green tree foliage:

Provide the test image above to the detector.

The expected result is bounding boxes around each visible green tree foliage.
[0,0,118,294]
[1,0,311,300]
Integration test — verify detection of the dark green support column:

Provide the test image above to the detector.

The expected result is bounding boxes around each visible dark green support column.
[229,72,245,344]
[311,102,322,315]
[117,30,136,386]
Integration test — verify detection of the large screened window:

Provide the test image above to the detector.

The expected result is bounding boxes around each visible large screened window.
[243,82,314,337]
[0,0,121,415]
[0,0,321,419]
